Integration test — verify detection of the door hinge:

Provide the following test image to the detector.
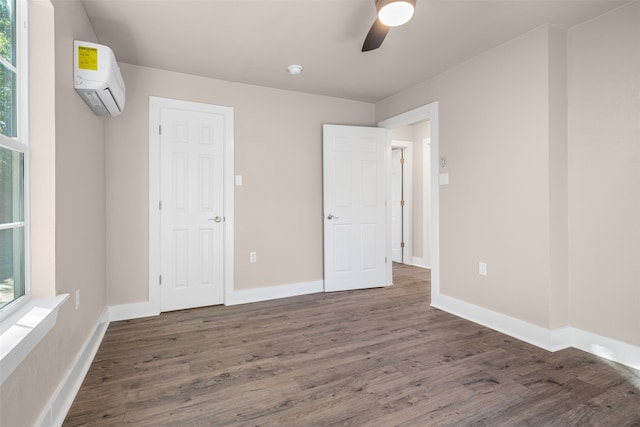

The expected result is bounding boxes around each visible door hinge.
[159,125,162,135]
[385,257,388,263]
[159,275,162,285]
[159,200,162,210]
[400,200,405,207]
[400,157,405,165]
[400,242,405,248]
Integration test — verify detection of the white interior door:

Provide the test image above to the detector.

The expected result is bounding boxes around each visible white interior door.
[323,124,389,292]
[160,107,224,311]
[391,148,403,263]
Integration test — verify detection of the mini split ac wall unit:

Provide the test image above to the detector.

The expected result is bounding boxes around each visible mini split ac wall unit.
[73,40,126,117]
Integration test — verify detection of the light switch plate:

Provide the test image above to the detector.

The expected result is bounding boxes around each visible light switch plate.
[479,262,487,276]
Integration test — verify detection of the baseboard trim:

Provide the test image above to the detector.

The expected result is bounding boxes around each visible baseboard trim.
[571,328,640,370]
[432,293,640,370]
[225,280,324,306]
[109,301,160,322]
[107,281,325,319]
[411,257,430,268]
[37,309,110,427]
[431,293,571,352]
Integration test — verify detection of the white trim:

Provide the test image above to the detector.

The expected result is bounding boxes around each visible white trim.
[222,104,235,307]
[0,0,31,323]
[378,102,439,296]
[108,300,159,322]
[149,96,234,313]
[18,0,30,309]
[429,108,439,297]
[225,280,324,306]
[378,104,436,129]
[0,221,25,230]
[384,130,393,285]
[571,328,640,371]
[432,293,640,370]
[0,55,16,73]
[411,257,426,266]
[411,258,430,268]
[0,294,68,385]
[18,0,29,145]
[37,309,110,427]
[422,137,431,268]
[148,99,161,315]
[0,295,29,323]
[432,293,571,352]
[0,135,27,152]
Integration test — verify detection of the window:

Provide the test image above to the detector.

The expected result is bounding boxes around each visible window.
[0,0,27,312]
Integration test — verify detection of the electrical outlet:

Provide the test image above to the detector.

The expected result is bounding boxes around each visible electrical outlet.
[479,262,487,276]
[250,252,257,263]
[75,289,80,310]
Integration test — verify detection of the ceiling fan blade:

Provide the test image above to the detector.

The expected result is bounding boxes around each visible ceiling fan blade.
[361,18,390,52]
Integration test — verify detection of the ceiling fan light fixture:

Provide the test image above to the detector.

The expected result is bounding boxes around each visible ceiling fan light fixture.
[377,0,416,27]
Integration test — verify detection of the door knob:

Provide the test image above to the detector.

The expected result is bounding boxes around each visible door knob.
[327,214,340,220]
[209,216,222,223]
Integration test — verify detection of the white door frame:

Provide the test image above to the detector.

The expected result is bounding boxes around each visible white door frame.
[391,140,413,265]
[421,137,431,268]
[379,102,440,297]
[149,96,234,311]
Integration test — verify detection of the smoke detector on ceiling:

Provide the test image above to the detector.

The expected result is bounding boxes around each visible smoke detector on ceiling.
[287,64,303,75]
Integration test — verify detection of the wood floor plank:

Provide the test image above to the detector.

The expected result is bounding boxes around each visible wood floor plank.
[64,264,640,426]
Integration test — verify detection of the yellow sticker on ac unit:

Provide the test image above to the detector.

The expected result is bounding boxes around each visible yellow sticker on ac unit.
[78,46,98,70]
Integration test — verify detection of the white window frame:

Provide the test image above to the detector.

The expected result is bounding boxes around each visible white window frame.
[0,0,68,388]
[0,0,29,321]
[0,0,29,322]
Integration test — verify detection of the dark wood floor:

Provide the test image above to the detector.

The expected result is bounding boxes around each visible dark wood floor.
[65,264,640,426]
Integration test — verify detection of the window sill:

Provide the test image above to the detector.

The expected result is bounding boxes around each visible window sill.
[0,294,69,385]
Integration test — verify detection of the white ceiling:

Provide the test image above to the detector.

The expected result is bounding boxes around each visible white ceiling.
[80,0,628,103]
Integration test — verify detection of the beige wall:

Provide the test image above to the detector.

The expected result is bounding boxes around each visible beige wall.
[548,26,569,330]
[377,7,640,347]
[5,3,639,425]
[568,2,640,345]
[29,0,56,298]
[106,64,375,304]
[0,1,108,426]
[377,26,564,328]
[391,125,412,141]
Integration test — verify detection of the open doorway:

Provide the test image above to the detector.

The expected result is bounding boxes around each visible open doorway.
[391,142,412,265]
[379,103,439,296]
[389,122,431,269]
